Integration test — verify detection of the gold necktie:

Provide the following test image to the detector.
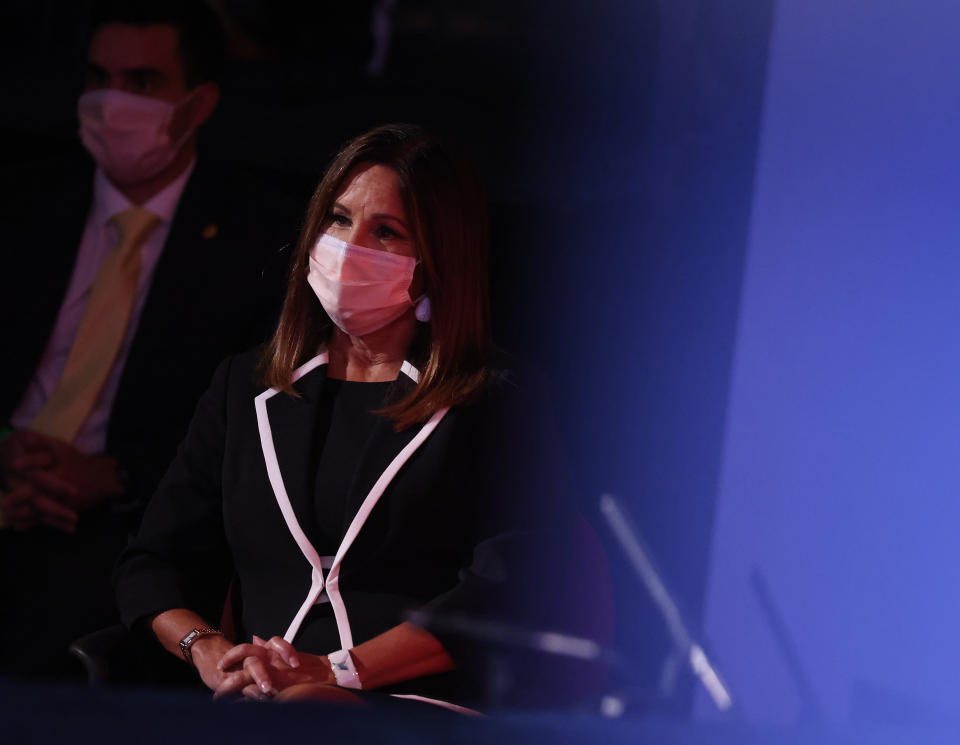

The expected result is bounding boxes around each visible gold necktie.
[30,207,161,443]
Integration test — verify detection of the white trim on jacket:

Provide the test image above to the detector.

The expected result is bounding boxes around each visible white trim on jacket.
[254,352,449,646]
[253,351,479,715]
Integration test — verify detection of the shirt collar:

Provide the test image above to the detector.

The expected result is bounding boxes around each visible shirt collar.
[92,156,197,228]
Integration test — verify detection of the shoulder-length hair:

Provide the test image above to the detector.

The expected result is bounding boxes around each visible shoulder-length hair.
[260,123,494,430]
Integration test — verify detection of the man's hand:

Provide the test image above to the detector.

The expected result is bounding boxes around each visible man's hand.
[0,481,79,533]
[1,431,80,531]
[1,430,124,517]
[0,430,44,491]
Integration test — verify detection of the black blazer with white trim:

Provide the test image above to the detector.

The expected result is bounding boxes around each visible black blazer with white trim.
[114,346,593,702]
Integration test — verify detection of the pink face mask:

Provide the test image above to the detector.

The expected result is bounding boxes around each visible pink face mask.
[78,89,195,184]
[307,233,424,337]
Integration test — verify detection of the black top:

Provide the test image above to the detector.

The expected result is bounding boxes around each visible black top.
[312,379,393,553]
[296,377,394,654]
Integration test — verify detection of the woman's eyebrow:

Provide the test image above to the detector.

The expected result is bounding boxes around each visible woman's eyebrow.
[372,213,409,228]
[332,201,351,214]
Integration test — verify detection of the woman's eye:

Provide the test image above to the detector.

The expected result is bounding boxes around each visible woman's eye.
[375,224,399,239]
[329,213,350,226]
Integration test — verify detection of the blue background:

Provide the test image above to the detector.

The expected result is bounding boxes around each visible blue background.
[691,0,960,725]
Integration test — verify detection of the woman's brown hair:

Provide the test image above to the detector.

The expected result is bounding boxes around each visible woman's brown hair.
[260,123,494,429]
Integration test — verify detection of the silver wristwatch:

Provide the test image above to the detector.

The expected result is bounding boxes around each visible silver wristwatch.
[179,626,223,665]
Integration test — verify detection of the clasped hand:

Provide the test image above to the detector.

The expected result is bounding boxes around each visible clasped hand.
[0,430,124,532]
[213,635,341,702]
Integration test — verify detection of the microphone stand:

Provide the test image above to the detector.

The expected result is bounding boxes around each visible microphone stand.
[406,493,734,717]
[598,493,734,714]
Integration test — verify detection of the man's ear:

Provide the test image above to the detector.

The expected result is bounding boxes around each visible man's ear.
[186,82,220,129]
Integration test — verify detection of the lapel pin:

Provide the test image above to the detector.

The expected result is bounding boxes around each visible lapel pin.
[201,223,218,240]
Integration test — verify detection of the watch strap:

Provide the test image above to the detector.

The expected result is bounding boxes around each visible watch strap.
[179,626,223,665]
[328,648,362,689]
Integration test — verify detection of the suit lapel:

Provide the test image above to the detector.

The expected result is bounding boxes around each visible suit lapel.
[260,362,424,561]
[339,380,419,540]
[110,158,225,446]
[121,158,223,366]
[264,361,329,548]
[263,364,421,548]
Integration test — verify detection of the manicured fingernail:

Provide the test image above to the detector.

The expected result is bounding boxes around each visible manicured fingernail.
[260,682,270,693]
[289,657,300,668]
[217,662,223,671]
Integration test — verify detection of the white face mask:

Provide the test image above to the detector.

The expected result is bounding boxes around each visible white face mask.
[307,233,423,337]
[77,89,195,183]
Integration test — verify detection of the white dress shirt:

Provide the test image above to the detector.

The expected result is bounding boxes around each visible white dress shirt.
[11,160,196,455]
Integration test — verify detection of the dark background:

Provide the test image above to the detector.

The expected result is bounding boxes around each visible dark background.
[0,0,774,714]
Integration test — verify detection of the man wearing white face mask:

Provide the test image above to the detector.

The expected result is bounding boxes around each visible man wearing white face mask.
[0,0,298,678]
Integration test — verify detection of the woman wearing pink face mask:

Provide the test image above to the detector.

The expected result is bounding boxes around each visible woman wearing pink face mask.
[114,123,606,709]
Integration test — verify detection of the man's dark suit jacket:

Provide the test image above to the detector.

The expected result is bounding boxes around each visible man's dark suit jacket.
[0,150,302,676]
